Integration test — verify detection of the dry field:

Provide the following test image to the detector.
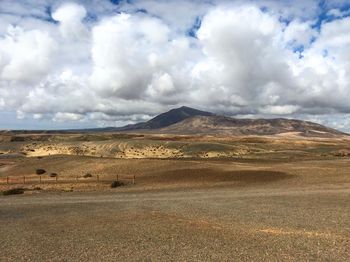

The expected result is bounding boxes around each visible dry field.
[0,133,349,261]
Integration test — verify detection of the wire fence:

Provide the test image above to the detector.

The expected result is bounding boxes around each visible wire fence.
[0,174,136,185]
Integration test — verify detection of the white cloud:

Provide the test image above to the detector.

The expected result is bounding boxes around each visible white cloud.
[327,8,344,18]
[89,13,165,99]
[260,105,300,115]
[53,112,85,122]
[52,2,88,40]
[0,25,56,84]
[89,12,194,105]
[192,6,295,110]
[147,73,176,97]
[33,113,43,119]
[1,1,350,131]
[283,19,317,47]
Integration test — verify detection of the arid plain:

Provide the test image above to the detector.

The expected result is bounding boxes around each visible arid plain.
[0,132,349,261]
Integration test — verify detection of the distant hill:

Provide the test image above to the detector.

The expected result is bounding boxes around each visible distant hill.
[159,115,346,137]
[0,106,347,137]
[0,106,213,134]
[116,106,214,131]
[114,106,346,137]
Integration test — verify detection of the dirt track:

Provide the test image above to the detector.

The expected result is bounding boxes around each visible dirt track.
[1,186,349,261]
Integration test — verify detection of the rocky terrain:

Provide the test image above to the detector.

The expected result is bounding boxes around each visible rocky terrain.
[117,106,214,130]
[160,115,346,137]
[115,106,347,137]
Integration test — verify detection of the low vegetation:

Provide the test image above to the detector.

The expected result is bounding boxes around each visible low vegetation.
[3,188,25,196]
[83,173,92,178]
[36,169,46,175]
[111,181,124,188]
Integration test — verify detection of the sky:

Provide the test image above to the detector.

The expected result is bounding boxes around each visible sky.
[1,0,350,130]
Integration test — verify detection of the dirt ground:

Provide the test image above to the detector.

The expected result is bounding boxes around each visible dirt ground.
[0,134,349,261]
[0,186,349,261]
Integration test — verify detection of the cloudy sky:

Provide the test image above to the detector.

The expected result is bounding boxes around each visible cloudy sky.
[1,0,350,130]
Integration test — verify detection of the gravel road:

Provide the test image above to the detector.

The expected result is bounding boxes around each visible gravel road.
[1,186,349,261]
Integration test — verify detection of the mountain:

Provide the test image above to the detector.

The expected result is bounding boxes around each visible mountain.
[1,106,346,137]
[114,106,346,137]
[1,106,213,134]
[159,115,346,137]
[117,106,214,131]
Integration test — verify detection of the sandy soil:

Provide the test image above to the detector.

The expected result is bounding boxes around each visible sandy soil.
[0,186,349,261]
[4,132,348,160]
[0,133,349,261]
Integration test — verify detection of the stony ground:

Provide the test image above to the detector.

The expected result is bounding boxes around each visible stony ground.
[0,185,349,261]
[1,134,350,261]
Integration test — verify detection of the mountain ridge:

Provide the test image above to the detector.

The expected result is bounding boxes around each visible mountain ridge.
[159,115,346,137]
[0,106,347,137]
[115,106,347,137]
[116,106,214,131]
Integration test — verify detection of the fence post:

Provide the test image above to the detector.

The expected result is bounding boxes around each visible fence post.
[6,176,9,184]
[39,176,42,184]
[133,175,135,185]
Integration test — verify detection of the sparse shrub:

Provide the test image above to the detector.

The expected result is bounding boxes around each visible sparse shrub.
[111,181,124,188]
[37,156,43,159]
[36,169,46,175]
[83,173,92,178]
[62,187,73,192]
[50,173,58,177]
[33,186,42,191]
[3,188,25,196]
